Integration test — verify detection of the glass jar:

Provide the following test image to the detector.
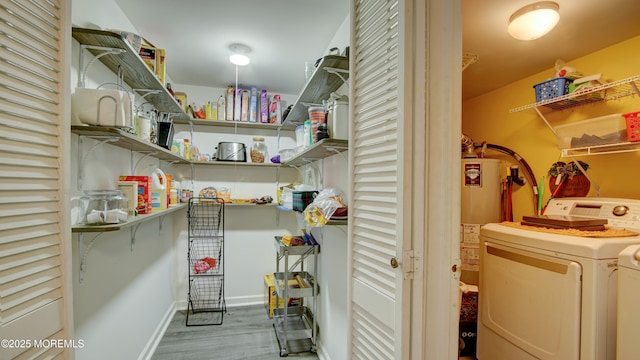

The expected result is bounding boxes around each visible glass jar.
[81,190,128,225]
[250,137,268,163]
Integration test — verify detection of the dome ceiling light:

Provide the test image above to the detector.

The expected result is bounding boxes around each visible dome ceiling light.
[228,43,251,66]
[508,1,560,41]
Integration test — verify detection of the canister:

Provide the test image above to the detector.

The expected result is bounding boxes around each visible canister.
[328,96,349,140]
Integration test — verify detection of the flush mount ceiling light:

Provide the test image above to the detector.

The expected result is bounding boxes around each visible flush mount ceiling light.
[229,43,251,66]
[508,1,560,41]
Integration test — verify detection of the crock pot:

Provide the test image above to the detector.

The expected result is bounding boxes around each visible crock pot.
[214,142,247,162]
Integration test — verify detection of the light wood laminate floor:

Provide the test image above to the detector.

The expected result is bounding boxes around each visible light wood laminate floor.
[152,305,319,360]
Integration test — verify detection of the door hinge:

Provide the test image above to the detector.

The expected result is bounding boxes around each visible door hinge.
[403,250,421,280]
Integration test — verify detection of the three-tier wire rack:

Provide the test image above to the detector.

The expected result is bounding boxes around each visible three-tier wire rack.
[186,197,225,326]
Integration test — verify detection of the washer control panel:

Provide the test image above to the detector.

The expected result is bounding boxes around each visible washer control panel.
[543,197,640,231]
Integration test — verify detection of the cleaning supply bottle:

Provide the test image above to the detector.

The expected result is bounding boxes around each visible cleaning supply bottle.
[151,168,167,212]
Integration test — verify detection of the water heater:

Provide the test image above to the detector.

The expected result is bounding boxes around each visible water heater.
[460,158,501,284]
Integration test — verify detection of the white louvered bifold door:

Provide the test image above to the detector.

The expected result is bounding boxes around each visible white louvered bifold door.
[0,0,71,359]
[349,0,411,358]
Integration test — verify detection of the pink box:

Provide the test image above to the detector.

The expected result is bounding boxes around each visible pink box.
[260,89,269,123]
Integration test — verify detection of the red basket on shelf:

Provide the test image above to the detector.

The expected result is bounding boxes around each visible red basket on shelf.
[623,111,640,142]
[533,77,573,102]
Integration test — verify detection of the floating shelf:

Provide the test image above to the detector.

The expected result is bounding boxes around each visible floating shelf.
[283,55,349,126]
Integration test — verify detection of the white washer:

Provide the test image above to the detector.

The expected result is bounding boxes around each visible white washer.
[616,244,640,358]
[476,197,640,360]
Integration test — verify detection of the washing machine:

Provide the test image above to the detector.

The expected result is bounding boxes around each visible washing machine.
[476,197,640,360]
[616,244,640,358]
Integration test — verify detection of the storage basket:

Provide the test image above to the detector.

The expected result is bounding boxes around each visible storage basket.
[623,111,640,142]
[533,77,573,102]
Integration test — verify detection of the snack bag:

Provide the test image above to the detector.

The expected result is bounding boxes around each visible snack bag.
[303,188,346,227]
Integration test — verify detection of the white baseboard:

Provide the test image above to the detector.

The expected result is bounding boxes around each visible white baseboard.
[137,302,176,360]
[176,295,263,311]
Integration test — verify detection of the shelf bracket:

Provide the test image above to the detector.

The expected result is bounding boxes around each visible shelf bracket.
[161,160,180,173]
[130,222,142,251]
[132,89,161,99]
[78,45,126,88]
[324,66,349,85]
[78,135,120,190]
[78,232,104,283]
[133,151,159,173]
[534,106,556,136]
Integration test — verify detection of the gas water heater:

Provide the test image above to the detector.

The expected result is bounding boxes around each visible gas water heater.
[460,158,501,285]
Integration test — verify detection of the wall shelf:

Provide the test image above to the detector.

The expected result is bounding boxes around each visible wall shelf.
[283,55,350,127]
[510,75,640,156]
[510,75,640,113]
[71,125,188,163]
[283,139,348,167]
[191,160,281,167]
[72,27,188,120]
[173,118,296,131]
[72,203,187,233]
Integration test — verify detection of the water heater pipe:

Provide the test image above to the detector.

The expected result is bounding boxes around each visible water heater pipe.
[461,134,539,213]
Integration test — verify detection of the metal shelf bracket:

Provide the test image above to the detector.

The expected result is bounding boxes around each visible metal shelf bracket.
[78,135,120,190]
[78,232,104,283]
[78,45,126,88]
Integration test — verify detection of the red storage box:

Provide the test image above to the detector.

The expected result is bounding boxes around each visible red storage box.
[623,111,640,142]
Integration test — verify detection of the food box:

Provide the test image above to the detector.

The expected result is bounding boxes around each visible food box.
[138,44,157,73]
[263,274,301,319]
[554,113,627,150]
[119,175,152,214]
[117,180,138,216]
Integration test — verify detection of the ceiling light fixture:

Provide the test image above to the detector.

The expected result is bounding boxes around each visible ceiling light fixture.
[228,43,251,66]
[508,1,560,41]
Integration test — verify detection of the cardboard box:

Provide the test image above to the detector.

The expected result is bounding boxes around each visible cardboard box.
[139,45,156,73]
[119,175,152,214]
[264,274,301,319]
[156,48,166,85]
[459,287,478,358]
[117,180,138,216]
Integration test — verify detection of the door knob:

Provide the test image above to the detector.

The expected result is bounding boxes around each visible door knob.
[390,257,399,268]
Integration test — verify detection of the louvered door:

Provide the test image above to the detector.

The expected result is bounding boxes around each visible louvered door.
[0,0,71,359]
[349,0,410,358]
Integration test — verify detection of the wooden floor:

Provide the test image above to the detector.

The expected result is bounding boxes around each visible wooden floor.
[151,305,320,360]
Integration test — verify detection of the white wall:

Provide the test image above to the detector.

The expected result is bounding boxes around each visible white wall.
[71,0,350,359]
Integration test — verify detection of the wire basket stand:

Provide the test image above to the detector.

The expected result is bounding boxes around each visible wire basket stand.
[186,197,226,326]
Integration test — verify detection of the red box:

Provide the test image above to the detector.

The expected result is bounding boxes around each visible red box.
[119,176,152,214]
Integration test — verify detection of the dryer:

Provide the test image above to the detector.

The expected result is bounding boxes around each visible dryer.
[476,197,640,360]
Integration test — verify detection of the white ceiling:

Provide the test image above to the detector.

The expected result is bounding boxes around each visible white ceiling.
[114,0,640,100]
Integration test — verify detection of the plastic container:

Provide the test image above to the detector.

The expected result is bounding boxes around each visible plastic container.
[250,137,268,163]
[328,96,349,140]
[533,77,573,102]
[554,113,626,149]
[622,111,640,142]
[151,168,167,212]
[81,190,128,225]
